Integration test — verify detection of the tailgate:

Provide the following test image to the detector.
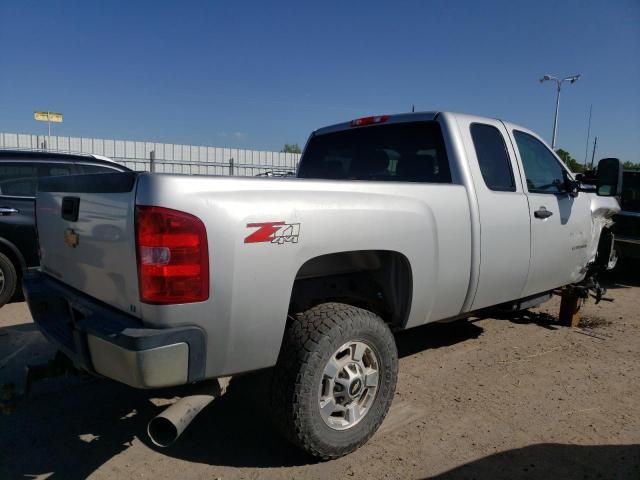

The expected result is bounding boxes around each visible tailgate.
[36,172,142,317]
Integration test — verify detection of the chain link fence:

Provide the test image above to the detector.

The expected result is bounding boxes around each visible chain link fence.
[0,132,300,177]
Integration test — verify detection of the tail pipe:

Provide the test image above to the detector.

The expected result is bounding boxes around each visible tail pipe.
[147,378,229,448]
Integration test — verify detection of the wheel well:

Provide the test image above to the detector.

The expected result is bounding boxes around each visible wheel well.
[590,226,615,274]
[0,241,25,276]
[289,250,412,328]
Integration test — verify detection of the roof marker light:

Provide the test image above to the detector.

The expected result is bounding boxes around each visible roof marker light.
[349,115,390,127]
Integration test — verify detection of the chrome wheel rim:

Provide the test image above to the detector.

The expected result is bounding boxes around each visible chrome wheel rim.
[318,340,380,430]
[0,268,5,295]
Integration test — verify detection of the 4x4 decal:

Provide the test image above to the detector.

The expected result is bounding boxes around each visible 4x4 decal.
[245,222,300,245]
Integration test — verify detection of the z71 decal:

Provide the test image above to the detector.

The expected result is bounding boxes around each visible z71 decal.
[245,222,300,245]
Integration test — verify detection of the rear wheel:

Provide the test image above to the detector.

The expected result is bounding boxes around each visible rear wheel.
[0,252,18,307]
[271,303,398,459]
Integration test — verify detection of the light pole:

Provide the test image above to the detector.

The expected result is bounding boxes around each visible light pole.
[539,74,581,149]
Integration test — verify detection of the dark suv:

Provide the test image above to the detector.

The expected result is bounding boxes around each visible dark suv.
[613,170,640,262]
[0,150,131,306]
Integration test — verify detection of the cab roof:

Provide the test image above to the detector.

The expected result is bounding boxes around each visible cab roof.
[0,149,129,169]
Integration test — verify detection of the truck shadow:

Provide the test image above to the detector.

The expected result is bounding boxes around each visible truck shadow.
[0,372,315,478]
[395,319,484,358]
[0,377,163,479]
[492,309,560,330]
[429,443,640,479]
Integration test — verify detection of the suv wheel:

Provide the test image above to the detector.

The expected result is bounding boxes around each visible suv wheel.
[271,303,398,459]
[0,252,18,307]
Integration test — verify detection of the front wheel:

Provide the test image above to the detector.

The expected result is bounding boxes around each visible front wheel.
[271,303,398,459]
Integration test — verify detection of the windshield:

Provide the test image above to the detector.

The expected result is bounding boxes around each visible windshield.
[298,121,451,183]
[621,171,640,212]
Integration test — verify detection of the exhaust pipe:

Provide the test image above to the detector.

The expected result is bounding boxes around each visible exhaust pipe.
[147,378,229,448]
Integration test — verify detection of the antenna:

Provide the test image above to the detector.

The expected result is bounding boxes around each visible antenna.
[411,105,415,113]
[590,136,598,169]
[584,104,592,170]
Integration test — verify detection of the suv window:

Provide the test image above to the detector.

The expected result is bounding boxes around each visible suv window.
[79,164,120,174]
[0,162,75,197]
[620,171,640,213]
[470,123,515,191]
[0,163,38,196]
[298,121,451,183]
[43,163,73,177]
[513,131,566,194]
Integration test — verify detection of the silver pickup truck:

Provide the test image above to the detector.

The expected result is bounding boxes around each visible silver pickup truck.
[24,112,622,459]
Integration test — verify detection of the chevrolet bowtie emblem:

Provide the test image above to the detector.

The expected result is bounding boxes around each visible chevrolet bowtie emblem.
[64,228,79,248]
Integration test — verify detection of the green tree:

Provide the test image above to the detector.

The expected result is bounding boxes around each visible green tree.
[623,161,640,171]
[555,148,585,173]
[281,143,302,154]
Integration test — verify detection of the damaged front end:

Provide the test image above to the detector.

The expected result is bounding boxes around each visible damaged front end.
[570,195,621,306]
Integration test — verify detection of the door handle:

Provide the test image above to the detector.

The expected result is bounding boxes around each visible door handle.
[0,207,19,216]
[534,207,553,219]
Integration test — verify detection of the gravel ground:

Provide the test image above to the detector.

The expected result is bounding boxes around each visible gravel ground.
[1,268,639,479]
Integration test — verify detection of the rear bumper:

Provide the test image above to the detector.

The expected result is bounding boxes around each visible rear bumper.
[23,271,206,389]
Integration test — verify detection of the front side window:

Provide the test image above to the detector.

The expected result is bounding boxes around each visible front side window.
[513,131,567,194]
[0,163,38,196]
[298,121,451,183]
[470,123,515,191]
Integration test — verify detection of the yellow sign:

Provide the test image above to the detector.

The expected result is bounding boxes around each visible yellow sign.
[34,111,63,123]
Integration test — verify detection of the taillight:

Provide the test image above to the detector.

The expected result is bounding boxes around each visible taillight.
[349,115,390,127]
[135,206,209,304]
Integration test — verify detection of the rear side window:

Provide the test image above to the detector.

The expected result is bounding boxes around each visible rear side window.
[298,121,451,183]
[513,131,567,194]
[79,164,120,174]
[470,123,516,191]
[0,163,38,196]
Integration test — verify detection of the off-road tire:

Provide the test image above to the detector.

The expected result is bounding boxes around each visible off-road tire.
[0,252,18,307]
[271,302,398,459]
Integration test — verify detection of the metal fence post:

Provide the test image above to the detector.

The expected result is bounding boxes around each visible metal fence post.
[229,157,234,176]
[150,150,155,172]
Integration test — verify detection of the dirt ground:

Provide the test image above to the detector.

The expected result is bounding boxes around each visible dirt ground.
[1,267,639,480]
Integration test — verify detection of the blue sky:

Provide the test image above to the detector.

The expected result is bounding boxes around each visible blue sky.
[1,0,638,162]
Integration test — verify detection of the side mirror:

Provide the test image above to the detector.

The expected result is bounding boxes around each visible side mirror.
[596,158,623,197]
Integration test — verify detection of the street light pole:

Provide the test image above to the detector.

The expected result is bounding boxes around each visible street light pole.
[551,82,561,150]
[540,74,582,149]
